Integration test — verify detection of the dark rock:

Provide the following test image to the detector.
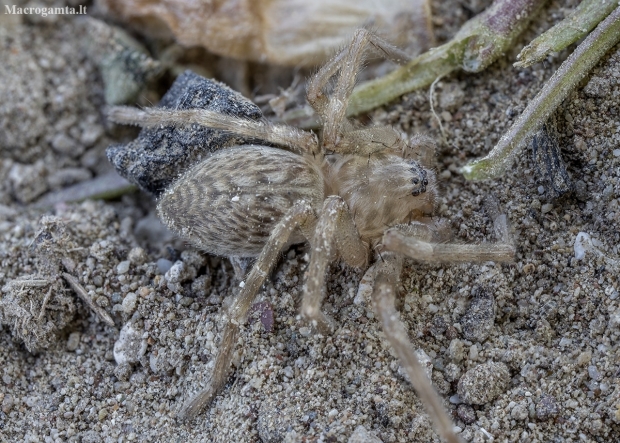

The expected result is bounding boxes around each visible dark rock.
[107,70,263,196]
[429,314,448,337]
[457,404,476,424]
[461,286,496,343]
[113,362,133,381]
[536,394,559,421]
[530,123,573,200]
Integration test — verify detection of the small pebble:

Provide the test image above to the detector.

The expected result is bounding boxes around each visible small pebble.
[66,331,81,351]
[536,395,559,420]
[447,338,465,363]
[511,403,528,421]
[128,247,148,265]
[156,258,173,274]
[457,404,476,424]
[588,365,602,381]
[80,124,104,147]
[444,363,461,382]
[114,323,147,365]
[178,296,194,307]
[457,362,510,405]
[439,83,465,111]
[122,292,138,314]
[51,133,78,155]
[468,344,479,360]
[461,288,495,342]
[116,260,130,275]
[98,408,108,421]
[165,260,195,283]
[114,362,133,381]
[348,425,382,443]
[574,232,592,260]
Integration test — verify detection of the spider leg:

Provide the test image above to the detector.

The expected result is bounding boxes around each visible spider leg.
[306,29,411,152]
[367,213,512,442]
[107,106,319,155]
[178,201,316,420]
[406,134,438,169]
[301,196,368,334]
[356,220,441,305]
[383,209,514,263]
[370,253,462,443]
[382,228,515,263]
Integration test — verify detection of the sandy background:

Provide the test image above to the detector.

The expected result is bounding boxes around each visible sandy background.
[0,0,619,442]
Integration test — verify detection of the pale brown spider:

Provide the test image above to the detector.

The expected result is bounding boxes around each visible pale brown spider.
[109,29,514,443]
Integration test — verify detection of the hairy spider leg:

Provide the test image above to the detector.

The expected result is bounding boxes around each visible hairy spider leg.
[306,28,411,152]
[107,106,319,155]
[178,201,316,420]
[301,196,368,333]
[371,254,462,443]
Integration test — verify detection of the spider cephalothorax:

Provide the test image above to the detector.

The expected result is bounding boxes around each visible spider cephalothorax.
[109,29,514,443]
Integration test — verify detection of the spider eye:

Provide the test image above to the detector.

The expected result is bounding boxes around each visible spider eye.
[409,161,428,196]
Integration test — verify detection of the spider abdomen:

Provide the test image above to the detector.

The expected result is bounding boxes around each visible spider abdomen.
[158,145,324,257]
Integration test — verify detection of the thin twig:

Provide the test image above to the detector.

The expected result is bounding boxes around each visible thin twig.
[62,272,115,327]
[6,278,50,288]
[346,0,548,116]
[462,4,620,180]
[515,0,618,68]
[38,286,54,322]
[429,75,447,141]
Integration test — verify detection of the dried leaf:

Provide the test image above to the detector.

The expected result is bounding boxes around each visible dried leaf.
[96,0,433,66]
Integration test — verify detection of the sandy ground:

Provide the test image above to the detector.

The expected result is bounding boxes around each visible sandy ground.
[1,0,619,442]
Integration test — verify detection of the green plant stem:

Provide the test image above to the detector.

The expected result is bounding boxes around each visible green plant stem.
[462,4,620,181]
[516,0,618,68]
[346,0,547,116]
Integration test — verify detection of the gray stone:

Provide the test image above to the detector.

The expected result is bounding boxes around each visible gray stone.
[116,260,130,274]
[461,287,496,342]
[113,323,147,365]
[348,425,383,443]
[536,394,559,421]
[456,404,476,424]
[457,362,510,405]
[66,331,81,351]
[107,71,263,196]
[510,403,528,420]
[114,362,133,381]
